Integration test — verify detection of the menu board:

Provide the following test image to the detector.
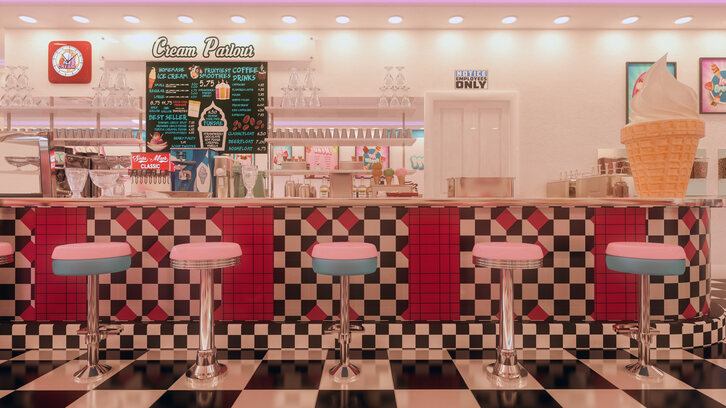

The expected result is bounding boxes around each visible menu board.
[146,61,268,153]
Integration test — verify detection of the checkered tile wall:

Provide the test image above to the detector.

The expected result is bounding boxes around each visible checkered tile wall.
[273,206,409,322]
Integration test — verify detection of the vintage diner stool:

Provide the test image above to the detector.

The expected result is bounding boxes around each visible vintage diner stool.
[170,242,241,381]
[473,242,544,381]
[51,242,131,382]
[312,241,378,383]
[607,242,686,380]
[0,242,13,265]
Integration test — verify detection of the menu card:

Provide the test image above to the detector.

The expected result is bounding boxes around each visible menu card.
[146,61,268,153]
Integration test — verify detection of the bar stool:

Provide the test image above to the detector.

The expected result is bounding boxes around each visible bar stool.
[312,241,377,383]
[170,242,241,381]
[51,242,131,382]
[607,242,686,380]
[0,242,13,265]
[473,242,544,381]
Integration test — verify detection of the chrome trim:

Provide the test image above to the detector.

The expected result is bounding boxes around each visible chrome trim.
[329,275,360,384]
[185,267,226,381]
[474,256,542,270]
[171,257,240,270]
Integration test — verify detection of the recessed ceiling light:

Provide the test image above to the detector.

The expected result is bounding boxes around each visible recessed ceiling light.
[177,15,193,24]
[19,16,37,23]
[448,16,464,24]
[501,16,517,24]
[336,15,350,24]
[388,15,403,24]
[621,16,639,25]
[553,16,570,25]
[231,15,246,24]
[674,16,693,24]
[72,15,89,24]
[281,15,296,24]
[124,15,140,24]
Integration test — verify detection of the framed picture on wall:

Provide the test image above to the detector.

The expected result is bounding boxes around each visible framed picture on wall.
[626,61,677,123]
[699,57,726,114]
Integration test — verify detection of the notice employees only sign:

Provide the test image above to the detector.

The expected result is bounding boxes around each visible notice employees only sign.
[455,69,489,89]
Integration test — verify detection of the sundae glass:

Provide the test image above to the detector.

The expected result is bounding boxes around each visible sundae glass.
[242,166,258,198]
[90,169,119,197]
[65,168,89,198]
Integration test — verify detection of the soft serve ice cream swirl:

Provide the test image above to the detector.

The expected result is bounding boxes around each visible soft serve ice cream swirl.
[629,54,700,124]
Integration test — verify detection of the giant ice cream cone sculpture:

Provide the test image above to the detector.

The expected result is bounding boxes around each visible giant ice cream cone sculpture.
[622,55,705,198]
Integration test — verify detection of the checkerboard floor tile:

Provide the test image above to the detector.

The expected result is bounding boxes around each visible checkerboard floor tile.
[3,347,726,407]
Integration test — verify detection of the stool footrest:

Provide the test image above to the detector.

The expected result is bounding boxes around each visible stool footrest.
[613,323,659,341]
[77,324,123,338]
[324,322,363,334]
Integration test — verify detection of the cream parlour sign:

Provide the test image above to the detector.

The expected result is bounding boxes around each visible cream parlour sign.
[151,36,255,59]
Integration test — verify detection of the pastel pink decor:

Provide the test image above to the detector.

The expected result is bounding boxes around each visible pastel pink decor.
[52,242,131,260]
[170,242,242,261]
[0,242,12,257]
[606,242,686,260]
[311,242,377,260]
[473,242,544,261]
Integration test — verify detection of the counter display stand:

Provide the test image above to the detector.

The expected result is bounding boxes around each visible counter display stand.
[265,98,417,198]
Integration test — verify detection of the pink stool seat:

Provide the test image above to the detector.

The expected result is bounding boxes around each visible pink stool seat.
[606,242,686,260]
[473,242,544,262]
[311,242,377,260]
[0,242,12,257]
[170,242,242,261]
[52,242,131,260]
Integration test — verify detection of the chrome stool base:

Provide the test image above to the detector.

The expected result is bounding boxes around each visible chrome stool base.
[186,349,227,380]
[625,361,664,380]
[329,361,360,383]
[487,349,527,381]
[74,362,112,382]
[324,322,363,334]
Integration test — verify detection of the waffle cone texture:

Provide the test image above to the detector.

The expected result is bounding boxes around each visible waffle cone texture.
[621,118,705,198]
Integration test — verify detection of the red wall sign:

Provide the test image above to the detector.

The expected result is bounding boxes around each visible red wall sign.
[131,153,173,171]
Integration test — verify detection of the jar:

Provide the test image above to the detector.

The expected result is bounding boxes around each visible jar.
[691,157,708,179]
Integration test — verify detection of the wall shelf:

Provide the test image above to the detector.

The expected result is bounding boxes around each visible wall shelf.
[50,138,145,147]
[265,137,416,147]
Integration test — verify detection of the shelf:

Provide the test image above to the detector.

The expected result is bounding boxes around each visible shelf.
[268,169,416,176]
[266,138,416,146]
[0,170,39,175]
[0,106,143,117]
[51,138,145,147]
[266,106,414,118]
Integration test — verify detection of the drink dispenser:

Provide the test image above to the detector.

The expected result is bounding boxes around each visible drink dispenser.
[130,152,172,195]
[170,148,217,194]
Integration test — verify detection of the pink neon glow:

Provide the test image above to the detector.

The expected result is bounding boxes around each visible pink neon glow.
[1,0,725,3]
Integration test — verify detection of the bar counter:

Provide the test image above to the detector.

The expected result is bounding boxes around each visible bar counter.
[0,196,720,351]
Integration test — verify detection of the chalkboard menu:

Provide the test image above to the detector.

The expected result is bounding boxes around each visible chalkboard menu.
[146,61,268,153]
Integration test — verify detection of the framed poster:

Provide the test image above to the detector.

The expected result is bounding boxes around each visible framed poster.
[626,61,677,123]
[146,61,268,153]
[271,146,292,169]
[305,146,339,174]
[48,41,92,84]
[699,57,726,114]
[356,145,389,170]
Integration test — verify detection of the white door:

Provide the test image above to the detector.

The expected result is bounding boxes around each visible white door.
[424,91,519,197]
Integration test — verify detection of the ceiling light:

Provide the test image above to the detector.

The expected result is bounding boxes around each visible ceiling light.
[72,15,89,24]
[336,15,350,24]
[282,15,296,24]
[621,16,639,25]
[674,16,693,24]
[388,16,403,24]
[554,16,570,24]
[448,16,463,24]
[18,16,37,23]
[231,15,246,24]
[501,16,517,24]
[177,15,193,24]
[124,15,140,24]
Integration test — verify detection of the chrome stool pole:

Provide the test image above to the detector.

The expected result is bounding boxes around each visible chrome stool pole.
[329,275,360,381]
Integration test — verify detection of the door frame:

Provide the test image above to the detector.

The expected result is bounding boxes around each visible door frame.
[424,90,520,198]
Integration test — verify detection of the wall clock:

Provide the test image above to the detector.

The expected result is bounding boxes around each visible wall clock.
[48,41,92,84]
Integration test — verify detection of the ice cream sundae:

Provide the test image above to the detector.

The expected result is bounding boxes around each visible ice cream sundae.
[621,54,705,197]
[147,132,168,152]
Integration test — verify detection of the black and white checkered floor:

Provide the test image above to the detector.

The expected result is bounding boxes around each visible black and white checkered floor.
[3,346,726,407]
